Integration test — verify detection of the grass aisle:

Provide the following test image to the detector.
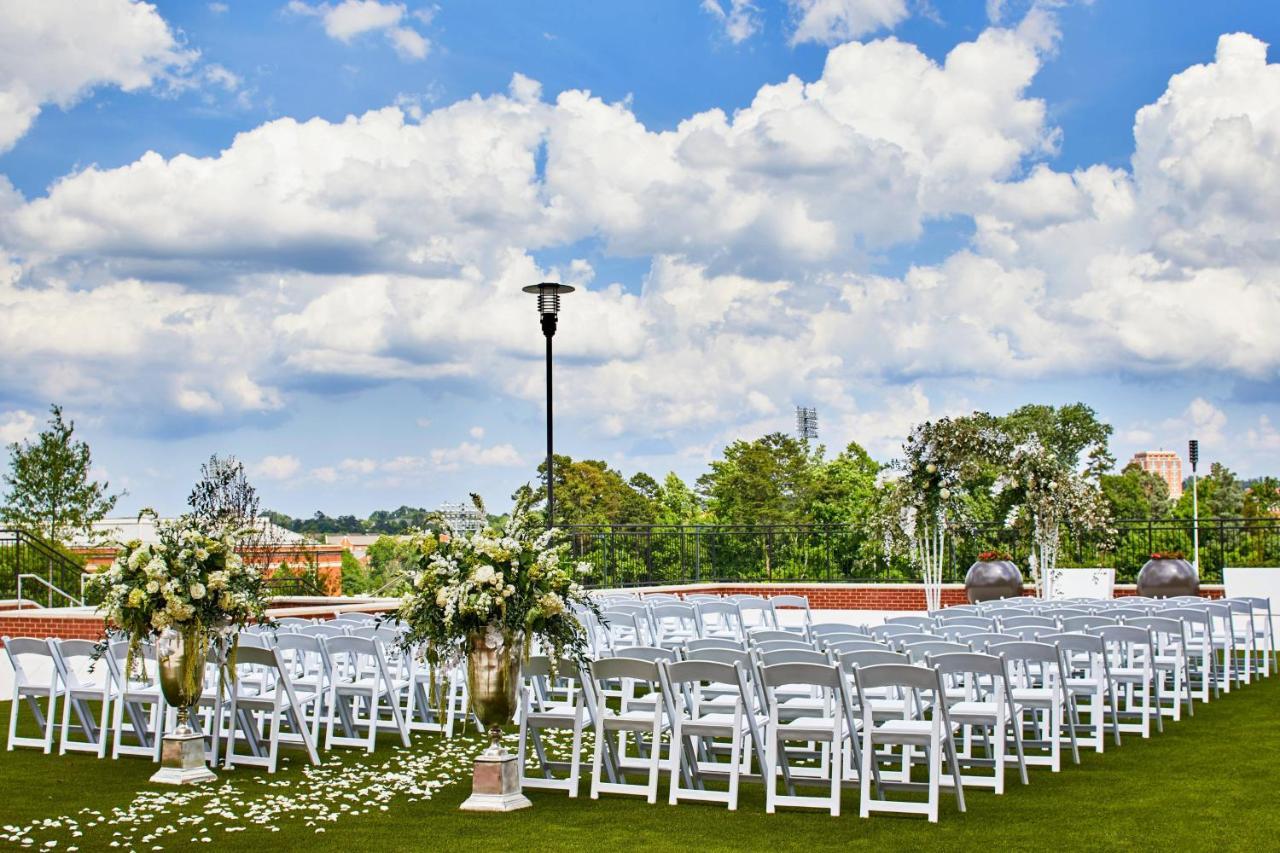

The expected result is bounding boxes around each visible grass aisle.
[1,674,1276,852]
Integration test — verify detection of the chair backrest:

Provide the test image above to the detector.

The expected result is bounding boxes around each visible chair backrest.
[1037,631,1105,654]
[934,606,980,620]
[935,616,996,629]
[298,624,347,638]
[591,656,659,684]
[824,638,891,655]
[1121,616,1187,641]
[684,594,723,603]
[663,659,741,689]
[1060,615,1116,632]
[609,646,678,663]
[901,640,969,661]
[928,650,1008,679]
[809,622,864,637]
[759,661,842,691]
[2,637,56,686]
[884,615,934,629]
[757,648,829,667]
[887,632,941,648]
[49,639,101,690]
[277,617,313,627]
[963,632,1016,651]
[736,597,778,628]
[752,639,814,654]
[334,612,378,624]
[999,615,1058,629]
[869,623,922,640]
[1090,624,1155,647]
[237,632,273,649]
[851,662,939,693]
[683,647,752,666]
[746,629,796,644]
[986,639,1060,664]
[1161,607,1212,628]
[938,624,987,640]
[643,593,682,603]
[769,595,812,624]
[837,649,910,671]
[684,637,744,652]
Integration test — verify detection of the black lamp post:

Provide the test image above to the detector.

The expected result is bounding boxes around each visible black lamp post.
[522,282,575,529]
[1189,439,1200,573]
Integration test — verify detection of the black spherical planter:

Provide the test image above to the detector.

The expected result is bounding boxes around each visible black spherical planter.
[1136,558,1199,598]
[965,560,1024,603]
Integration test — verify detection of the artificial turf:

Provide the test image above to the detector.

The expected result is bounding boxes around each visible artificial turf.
[1,673,1277,852]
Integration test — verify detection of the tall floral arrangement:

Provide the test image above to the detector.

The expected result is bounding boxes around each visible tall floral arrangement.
[877,414,1006,610]
[395,494,597,669]
[995,440,1114,597]
[87,511,269,692]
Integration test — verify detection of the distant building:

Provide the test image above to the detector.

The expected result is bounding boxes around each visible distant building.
[324,533,384,562]
[1129,450,1184,500]
[73,517,343,595]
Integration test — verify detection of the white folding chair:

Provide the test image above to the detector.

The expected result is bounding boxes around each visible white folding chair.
[272,633,333,748]
[1123,616,1195,721]
[988,640,1080,772]
[50,639,115,758]
[661,658,768,811]
[853,662,966,823]
[223,646,321,772]
[1038,632,1121,752]
[1089,625,1163,739]
[769,595,813,637]
[104,640,167,761]
[517,656,587,797]
[760,661,861,816]
[589,657,668,803]
[322,636,410,752]
[929,651,1028,795]
[4,637,62,753]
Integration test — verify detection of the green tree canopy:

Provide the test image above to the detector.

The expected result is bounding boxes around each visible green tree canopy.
[1175,462,1245,518]
[1000,402,1115,477]
[527,454,657,526]
[697,433,821,526]
[811,441,882,526]
[1101,463,1173,519]
[1,405,121,545]
[1244,476,1280,518]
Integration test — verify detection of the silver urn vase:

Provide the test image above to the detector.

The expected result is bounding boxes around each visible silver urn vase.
[459,626,531,812]
[149,626,217,785]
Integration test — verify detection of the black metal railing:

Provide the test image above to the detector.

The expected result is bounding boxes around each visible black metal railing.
[565,518,1280,587]
[0,529,88,605]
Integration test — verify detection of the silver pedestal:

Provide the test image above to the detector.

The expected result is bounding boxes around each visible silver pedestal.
[149,730,216,785]
[459,752,532,812]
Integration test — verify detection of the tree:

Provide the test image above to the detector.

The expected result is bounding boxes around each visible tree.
[811,441,882,526]
[697,433,821,526]
[188,454,283,576]
[528,454,657,526]
[1244,476,1280,518]
[1000,402,1115,477]
[1101,463,1173,519]
[1174,462,1245,518]
[655,472,704,525]
[1,405,121,544]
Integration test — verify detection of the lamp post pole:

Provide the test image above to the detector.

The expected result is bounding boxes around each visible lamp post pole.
[523,282,574,529]
[1189,439,1199,575]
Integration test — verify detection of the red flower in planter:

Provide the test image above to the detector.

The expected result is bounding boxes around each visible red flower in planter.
[1149,551,1185,560]
[977,550,1013,562]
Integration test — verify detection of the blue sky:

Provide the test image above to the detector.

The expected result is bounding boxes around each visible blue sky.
[1,0,1279,518]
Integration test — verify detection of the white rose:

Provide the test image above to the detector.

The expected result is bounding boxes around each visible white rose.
[146,580,160,594]
[435,588,449,608]
[189,583,206,600]
[473,565,495,585]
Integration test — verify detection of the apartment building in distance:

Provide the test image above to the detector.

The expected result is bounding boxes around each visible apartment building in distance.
[1128,450,1184,499]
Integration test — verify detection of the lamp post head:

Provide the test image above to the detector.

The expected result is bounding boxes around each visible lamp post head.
[523,282,575,337]
[1188,439,1199,471]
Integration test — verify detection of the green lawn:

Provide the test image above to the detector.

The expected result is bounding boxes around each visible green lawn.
[2,676,1278,852]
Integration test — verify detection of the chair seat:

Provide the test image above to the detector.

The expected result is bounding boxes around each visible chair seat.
[776,716,849,741]
[681,712,768,737]
[948,700,1002,722]
[1010,687,1056,706]
[869,719,935,746]
[1110,667,1150,681]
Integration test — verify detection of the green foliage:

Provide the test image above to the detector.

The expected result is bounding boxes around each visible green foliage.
[1174,462,1246,518]
[1000,402,1115,477]
[1,405,121,545]
[1244,476,1280,517]
[526,454,657,526]
[1101,463,1173,519]
[654,472,704,525]
[340,549,370,595]
[697,433,822,526]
